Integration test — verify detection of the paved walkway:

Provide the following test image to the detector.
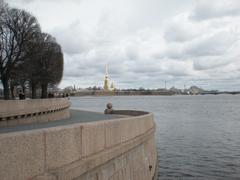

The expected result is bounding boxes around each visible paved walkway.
[0,109,121,134]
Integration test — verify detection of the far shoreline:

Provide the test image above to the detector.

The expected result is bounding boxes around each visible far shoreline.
[70,93,240,97]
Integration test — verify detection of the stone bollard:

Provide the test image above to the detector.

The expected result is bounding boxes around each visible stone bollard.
[104,103,113,114]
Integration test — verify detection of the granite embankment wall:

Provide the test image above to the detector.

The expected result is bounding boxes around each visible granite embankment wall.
[0,98,70,127]
[0,110,157,180]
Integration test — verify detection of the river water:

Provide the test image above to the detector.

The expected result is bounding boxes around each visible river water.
[70,95,240,179]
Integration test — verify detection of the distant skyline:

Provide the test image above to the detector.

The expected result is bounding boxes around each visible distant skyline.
[6,0,240,91]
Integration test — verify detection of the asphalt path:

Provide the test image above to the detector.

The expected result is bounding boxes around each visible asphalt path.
[0,109,121,134]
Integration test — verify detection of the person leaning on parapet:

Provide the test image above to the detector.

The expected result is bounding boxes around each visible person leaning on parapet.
[18,90,25,100]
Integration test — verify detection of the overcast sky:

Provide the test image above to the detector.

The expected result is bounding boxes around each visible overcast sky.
[6,0,240,90]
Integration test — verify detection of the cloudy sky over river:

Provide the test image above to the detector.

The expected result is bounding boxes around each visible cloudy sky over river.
[7,0,240,90]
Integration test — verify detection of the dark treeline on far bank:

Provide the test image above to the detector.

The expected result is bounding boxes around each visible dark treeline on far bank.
[0,1,63,100]
[64,85,237,96]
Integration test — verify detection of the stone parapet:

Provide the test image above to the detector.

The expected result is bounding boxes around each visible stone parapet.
[0,110,157,180]
[0,98,70,127]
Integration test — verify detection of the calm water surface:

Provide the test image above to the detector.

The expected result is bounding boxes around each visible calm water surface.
[70,95,240,179]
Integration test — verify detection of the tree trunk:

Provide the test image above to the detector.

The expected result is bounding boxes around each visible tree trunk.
[41,83,48,99]
[31,83,37,99]
[2,78,10,100]
[21,84,25,94]
[10,84,15,99]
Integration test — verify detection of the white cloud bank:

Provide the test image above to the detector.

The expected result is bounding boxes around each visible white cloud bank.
[6,0,240,90]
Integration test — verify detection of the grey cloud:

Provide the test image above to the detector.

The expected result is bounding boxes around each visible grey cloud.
[185,31,236,57]
[161,29,239,61]
[193,56,231,71]
[7,0,81,4]
[191,0,240,21]
[164,22,197,42]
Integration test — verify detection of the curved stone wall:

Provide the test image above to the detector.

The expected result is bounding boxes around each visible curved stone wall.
[0,110,157,180]
[0,98,70,127]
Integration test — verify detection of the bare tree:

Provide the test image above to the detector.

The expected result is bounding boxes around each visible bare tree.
[21,32,43,98]
[38,33,63,98]
[0,6,40,99]
[22,32,64,99]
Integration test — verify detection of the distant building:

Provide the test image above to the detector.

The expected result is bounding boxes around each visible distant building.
[169,86,182,94]
[188,86,204,95]
[103,64,115,91]
[110,82,115,90]
[103,64,110,91]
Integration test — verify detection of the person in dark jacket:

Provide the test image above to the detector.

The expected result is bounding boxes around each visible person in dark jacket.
[19,91,25,100]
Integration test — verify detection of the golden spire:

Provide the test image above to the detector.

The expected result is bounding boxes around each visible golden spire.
[104,64,109,91]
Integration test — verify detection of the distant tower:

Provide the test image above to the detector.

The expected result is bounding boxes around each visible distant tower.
[103,64,109,91]
[110,82,115,91]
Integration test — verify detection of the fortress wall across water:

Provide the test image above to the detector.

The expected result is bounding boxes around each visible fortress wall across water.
[0,110,157,180]
[0,98,70,127]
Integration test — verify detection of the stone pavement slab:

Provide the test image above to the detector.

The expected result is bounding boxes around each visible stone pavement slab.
[0,109,121,134]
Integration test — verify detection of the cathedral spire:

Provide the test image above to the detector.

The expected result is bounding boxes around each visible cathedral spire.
[104,64,109,91]
[105,64,108,77]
